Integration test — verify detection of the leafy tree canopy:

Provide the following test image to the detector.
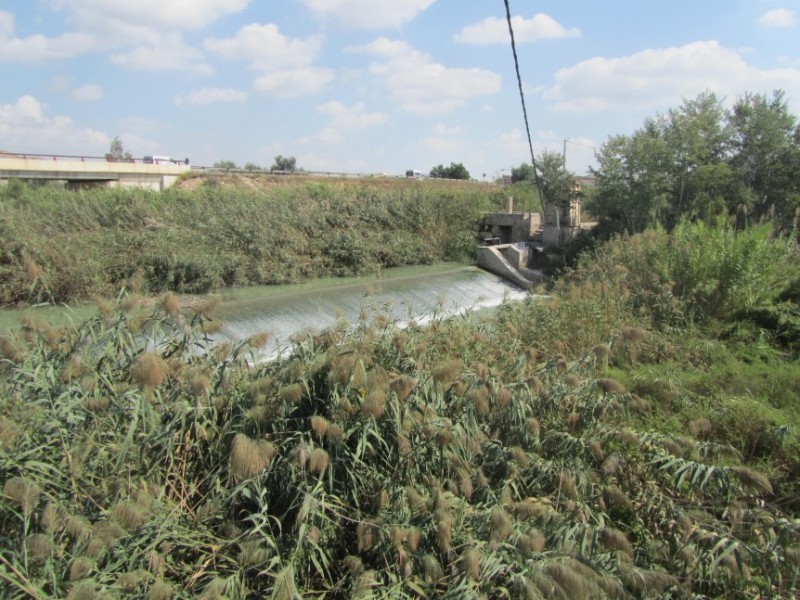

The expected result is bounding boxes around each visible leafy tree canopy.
[213,160,238,169]
[590,89,800,234]
[105,136,133,162]
[511,163,536,183]
[271,155,297,172]
[429,162,470,180]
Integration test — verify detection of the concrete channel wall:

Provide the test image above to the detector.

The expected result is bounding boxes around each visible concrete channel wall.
[476,244,535,290]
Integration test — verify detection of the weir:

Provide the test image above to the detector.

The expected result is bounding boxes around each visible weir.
[215,266,529,362]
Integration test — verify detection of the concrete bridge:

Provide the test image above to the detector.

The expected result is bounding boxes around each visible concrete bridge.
[0,153,191,191]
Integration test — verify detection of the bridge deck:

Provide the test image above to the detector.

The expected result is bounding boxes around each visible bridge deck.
[0,155,191,189]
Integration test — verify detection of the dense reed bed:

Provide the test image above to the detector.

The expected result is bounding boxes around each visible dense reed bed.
[0,176,507,306]
[1,222,798,598]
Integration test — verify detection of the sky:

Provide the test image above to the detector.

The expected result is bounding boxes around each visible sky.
[1,0,800,179]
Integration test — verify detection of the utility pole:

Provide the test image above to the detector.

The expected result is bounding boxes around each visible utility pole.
[563,138,568,170]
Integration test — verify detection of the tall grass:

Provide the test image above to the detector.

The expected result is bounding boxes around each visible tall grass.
[0,178,503,306]
[1,216,798,598]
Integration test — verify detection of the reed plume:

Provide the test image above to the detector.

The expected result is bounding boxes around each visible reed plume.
[4,476,41,515]
[230,434,277,480]
[131,352,168,390]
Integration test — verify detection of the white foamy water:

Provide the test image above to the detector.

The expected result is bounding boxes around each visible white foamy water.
[216,267,530,361]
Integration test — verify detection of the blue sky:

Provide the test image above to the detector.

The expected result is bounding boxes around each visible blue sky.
[2,0,799,178]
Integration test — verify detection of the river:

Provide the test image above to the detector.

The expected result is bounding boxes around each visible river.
[0,265,530,360]
[215,265,529,361]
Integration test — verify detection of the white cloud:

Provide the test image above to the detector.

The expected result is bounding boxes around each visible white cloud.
[71,84,103,102]
[491,129,598,173]
[345,37,410,57]
[432,123,463,136]
[421,122,465,155]
[206,23,331,97]
[0,10,94,62]
[758,8,795,28]
[454,13,580,44]
[175,87,247,106]
[205,23,323,71]
[1,1,248,67]
[110,35,214,75]
[59,0,250,33]
[253,68,334,98]
[301,0,435,29]
[316,101,388,129]
[0,95,108,155]
[308,102,387,145]
[542,40,800,113]
[363,38,501,115]
[495,128,529,159]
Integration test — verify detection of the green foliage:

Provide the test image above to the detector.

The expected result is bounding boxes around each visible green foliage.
[271,155,297,172]
[213,160,238,169]
[510,162,536,184]
[591,89,800,234]
[0,179,497,305]
[562,221,800,327]
[2,214,800,597]
[1,254,797,597]
[536,149,575,218]
[429,162,470,180]
[104,136,133,162]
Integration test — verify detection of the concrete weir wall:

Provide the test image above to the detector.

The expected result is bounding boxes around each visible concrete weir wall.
[476,244,534,290]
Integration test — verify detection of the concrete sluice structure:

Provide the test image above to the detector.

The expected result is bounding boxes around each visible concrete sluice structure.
[477,194,584,289]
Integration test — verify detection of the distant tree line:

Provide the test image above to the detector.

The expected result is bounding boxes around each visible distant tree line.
[587,89,800,235]
[212,155,300,172]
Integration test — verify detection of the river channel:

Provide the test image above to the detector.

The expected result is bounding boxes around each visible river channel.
[215,265,529,361]
[0,265,531,361]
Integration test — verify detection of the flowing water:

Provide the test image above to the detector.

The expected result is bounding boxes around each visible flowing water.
[0,265,532,363]
[216,265,529,361]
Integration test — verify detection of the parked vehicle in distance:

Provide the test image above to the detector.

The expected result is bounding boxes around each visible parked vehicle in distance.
[143,156,189,165]
[405,169,422,178]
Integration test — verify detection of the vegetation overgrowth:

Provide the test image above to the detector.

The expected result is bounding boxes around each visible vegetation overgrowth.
[1,220,799,598]
[0,176,507,307]
[587,90,800,236]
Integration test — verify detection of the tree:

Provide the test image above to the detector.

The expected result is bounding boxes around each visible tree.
[271,155,297,172]
[536,149,575,219]
[429,162,470,180]
[728,90,800,229]
[244,162,261,172]
[105,136,133,162]
[511,162,536,184]
[591,125,672,235]
[661,91,732,226]
[213,160,238,169]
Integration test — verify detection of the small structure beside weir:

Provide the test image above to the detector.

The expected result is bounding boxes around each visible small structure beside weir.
[477,193,586,289]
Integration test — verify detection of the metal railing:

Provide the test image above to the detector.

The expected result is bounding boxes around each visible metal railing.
[0,152,147,164]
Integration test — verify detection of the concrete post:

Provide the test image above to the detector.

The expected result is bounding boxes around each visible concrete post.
[507,196,514,214]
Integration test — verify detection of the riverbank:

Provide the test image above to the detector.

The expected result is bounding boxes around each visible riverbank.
[0,177,506,307]
[1,221,797,598]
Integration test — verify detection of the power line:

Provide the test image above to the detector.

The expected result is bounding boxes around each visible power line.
[504,0,545,212]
